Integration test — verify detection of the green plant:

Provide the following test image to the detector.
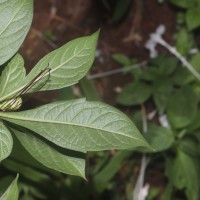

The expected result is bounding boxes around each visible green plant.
[170,0,200,31]
[0,0,151,199]
[113,50,200,199]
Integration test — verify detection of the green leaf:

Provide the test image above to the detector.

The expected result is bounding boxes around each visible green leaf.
[0,120,13,162]
[0,174,19,200]
[179,138,200,157]
[0,99,151,152]
[0,31,99,102]
[79,77,99,101]
[0,0,33,65]
[167,87,198,128]
[170,0,196,8]
[140,68,159,81]
[117,81,152,106]
[193,81,200,101]
[150,55,178,75]
[113,0,132,22]
[58,86,75,101]
[25,31,99,91]
[186,7,200,31]
[175,28,194,56]
[93,150,132,192]
[144,124,174,152]
[0,176,14,197]
[187,112,200,134]
[190,52,200,75]
[153,78,173,114]
[172,67,194,86]
[0,54,25,98]
[112,54,131,66]
[162,183,173,200]
[13,128,85,178]
[165,150,199,200]
[157,57,178,75]
[2,159,49,183]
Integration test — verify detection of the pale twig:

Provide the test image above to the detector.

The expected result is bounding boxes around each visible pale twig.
[87,61,147,79]
[133,105,150,200]
[145,25,200,81]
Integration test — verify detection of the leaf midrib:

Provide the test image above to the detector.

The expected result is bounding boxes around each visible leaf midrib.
[0,112,145,144]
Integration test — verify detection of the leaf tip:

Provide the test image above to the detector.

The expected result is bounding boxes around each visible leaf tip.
[91,29,100,43]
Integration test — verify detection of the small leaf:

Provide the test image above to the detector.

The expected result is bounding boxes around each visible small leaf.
[187,112,200,134]
[172,67,194,86]
[2,159,49,183]
[13,128,85,178]
[79,77,99,101]
[117,81,152,106]
[0,99,151,152]
[0,0,33,65]
[190,52,200,74]
[112,54,131,66]
[179,138,200,157]
[170,0,196,8]
[153,78,173,114]
[144,124,174,152]
[186,7,200,31]
[157,57,178,75]
[0,54,25,98]
[0,174,19,200]
[167,86,198,128]
[93,150,132,192]
[0,176,14,197]
[0,120,13,162]
[165,150,199,200]
[175,28,194,56]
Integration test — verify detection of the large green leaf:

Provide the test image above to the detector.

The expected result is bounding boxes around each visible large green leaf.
[167,87,198,129]
[0,120,13,162]
[0,0,33,65]
[0,32,99,102]
[0,54,25,98]
[0,175,18,200]
[13,128,85,178]
[0,99,151,152]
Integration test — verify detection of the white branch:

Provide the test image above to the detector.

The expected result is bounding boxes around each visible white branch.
[145,25,200,81]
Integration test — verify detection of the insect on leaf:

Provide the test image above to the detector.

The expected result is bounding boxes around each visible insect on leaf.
[0,67,51,111]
